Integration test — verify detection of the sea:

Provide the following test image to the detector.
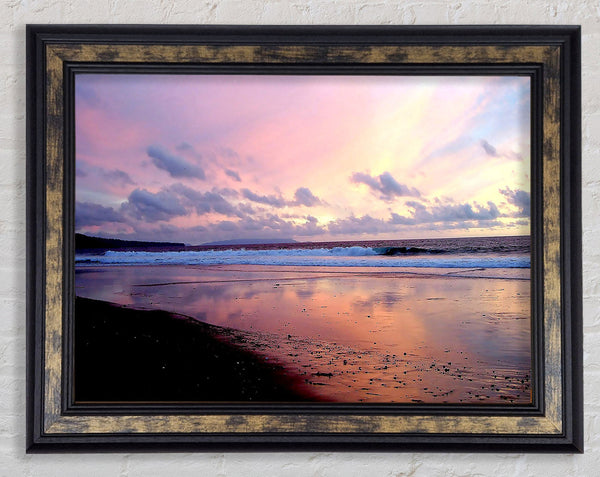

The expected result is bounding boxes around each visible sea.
[75,235,530,269]
[75,234,532,403]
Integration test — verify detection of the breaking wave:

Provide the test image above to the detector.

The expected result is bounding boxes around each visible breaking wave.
[76,246,530,268]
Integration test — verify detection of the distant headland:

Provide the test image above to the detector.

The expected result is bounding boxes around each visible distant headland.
[75,233,297,252]
[75,233,185,252]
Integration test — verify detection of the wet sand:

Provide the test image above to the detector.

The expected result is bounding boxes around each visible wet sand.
[76,264,532,404]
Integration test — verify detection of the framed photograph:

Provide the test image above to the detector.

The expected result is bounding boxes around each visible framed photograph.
[26,25,582,452]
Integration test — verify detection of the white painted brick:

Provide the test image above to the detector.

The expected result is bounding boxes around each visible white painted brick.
[125,453,229,477]
[0,0,598,475]
[584,112,600,153]
[27,455,126,477]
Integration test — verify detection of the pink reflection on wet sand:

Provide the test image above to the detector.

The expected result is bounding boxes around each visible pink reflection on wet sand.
[76,264,531,403]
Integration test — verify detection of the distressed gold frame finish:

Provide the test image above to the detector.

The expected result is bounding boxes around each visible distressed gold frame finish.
[27,25,582,452]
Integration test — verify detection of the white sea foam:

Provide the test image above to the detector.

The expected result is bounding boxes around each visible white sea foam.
[75,247,530,268]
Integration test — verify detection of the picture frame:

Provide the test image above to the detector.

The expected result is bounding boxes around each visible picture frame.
[26,25,582,452]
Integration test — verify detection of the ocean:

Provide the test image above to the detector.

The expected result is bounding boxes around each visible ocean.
[75,235,530,269]
[74,234,532,403]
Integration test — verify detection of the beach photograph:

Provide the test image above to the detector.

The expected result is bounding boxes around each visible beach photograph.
[74,73,532,404]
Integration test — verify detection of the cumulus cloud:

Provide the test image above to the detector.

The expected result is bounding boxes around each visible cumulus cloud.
[75,201,126,227]
[146,145,205,180]
[481,139,499,157]
[225,169,241,182]
[241,188,287,208]
[241,186,322,208]
[293,187,322,207]
[481,139,524,162]
[216,187,240,198]
[237,202,256,215]
[168,183,240,217]
[350,171,420,199]
[499,187,530,217]
[216,220,238,231]
[121,188,187,222]
[119,183,245,224]
[390,200,501,225]
[254,214,325,236]
[327,214,390,235]
[204,214,326,242]
[76,160,135,187]
[102,169,135,187]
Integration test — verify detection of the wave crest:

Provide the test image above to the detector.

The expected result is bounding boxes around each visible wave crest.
[76,246,530,269]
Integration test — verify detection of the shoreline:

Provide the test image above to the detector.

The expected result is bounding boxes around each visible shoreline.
[76,262,531,281]
[75,296,327,402]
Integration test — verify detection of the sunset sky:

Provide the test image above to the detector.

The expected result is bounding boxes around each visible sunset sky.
[75,74,531,245]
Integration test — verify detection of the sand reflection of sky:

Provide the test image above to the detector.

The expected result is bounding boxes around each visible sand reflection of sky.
[76,264,530,374]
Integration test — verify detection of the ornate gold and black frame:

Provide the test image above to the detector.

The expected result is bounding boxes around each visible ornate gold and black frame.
[26,25,582,452]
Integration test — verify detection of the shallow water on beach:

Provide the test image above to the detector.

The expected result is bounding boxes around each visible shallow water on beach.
[76,264,531,403]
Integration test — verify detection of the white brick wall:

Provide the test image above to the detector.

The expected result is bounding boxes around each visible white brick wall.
[1,1,596,475]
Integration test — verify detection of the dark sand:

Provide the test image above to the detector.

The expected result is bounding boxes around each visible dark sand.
[75,296,325,402]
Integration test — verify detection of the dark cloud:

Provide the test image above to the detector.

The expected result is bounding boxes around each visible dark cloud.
[75,201,125,227]
[205,192,239,216]
[417,219,504,232]
[351,172,383,192]
[351,171,420,199]
[120,183,244,223]
[481,139,499,157]
[208,214,327,241]
[237,202,256,215]
[257,214,326,236]
[147,145,205,180]
[241,187,322,208]
[388,212,416,225]
[121,188,187,222]
[217,221,238,231]
[225,169,241,182]
[327,214,389,236]
[169,183,239,217]
[259,213,288,231]
[241,188,286,208]
[101,169,135,187]
[293,187,322,207]
[294,215,326,236]
[174,143,246,182]
[76,160,135,187]
[217,187,240,198]
[390,200,501,225]
[76,167,87,178]
[500,187,530,217]
[481,140,523,162]
[379,172,420,197]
